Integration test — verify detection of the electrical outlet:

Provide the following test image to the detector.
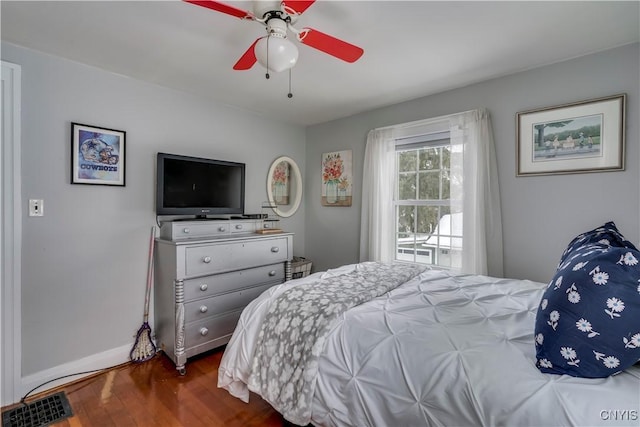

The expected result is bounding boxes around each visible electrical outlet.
[29,199,44,217]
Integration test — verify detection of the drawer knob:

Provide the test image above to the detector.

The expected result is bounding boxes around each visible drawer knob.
[264,223,271,229]
[271,247,280,253]
[199,305,208,313]
[269,270,277,277]
[218,226,226,232]
[203,256,212,263]
[199,327,209,336]
[199,284,208,291]
[183,228,190,234]
[235,224,243,230]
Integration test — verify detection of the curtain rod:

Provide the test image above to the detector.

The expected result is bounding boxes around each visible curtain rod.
[372,108,480,132]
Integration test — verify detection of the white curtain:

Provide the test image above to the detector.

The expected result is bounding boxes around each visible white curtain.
[359,128,396,262]
[359,108,503,276]
[450,108,503,276]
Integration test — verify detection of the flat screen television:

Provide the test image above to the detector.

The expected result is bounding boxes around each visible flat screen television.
[156,152,245,217]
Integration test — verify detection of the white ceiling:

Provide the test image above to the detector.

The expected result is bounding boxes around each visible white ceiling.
[2,1,639,126]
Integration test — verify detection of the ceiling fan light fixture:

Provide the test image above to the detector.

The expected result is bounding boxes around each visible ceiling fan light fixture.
[255,35,299,73]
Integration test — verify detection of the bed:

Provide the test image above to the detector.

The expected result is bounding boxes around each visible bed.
[218,261,640,427]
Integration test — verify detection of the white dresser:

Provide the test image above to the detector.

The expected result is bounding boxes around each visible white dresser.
[154,220,293,374]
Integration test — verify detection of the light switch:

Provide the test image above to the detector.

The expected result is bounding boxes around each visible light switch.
[29,199,44,217]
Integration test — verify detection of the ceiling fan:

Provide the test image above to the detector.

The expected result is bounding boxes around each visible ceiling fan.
[184,0,364,76]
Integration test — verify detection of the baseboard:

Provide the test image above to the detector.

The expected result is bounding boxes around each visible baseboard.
[18,343,132,402]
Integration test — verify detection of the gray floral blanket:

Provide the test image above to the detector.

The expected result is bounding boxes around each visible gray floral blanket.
[247,261,426,425]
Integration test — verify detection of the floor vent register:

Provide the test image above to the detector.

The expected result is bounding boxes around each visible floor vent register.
[2,392,73,427]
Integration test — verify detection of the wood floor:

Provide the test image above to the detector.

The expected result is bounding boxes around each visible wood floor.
[20,348,284,427]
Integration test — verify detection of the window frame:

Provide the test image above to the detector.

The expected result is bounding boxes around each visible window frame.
[394,131,462,268]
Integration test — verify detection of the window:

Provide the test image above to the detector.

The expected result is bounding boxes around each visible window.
[360,109,501,276]
[394,132,462,268]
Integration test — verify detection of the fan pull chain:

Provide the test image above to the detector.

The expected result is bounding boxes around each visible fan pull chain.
[265,36,270,79]
[288,69,293,98]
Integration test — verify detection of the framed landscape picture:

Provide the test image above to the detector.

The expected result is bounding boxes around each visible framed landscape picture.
[71,122,126,186]
[516,94,625,176]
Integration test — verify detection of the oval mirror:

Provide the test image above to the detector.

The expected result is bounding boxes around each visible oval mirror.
[266,156,302,218]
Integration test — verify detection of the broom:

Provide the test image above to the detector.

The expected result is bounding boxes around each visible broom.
[130,226,158,362]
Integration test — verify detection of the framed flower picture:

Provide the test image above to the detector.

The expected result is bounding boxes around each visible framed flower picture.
[271,159,290,205]
[266,156,302,218]
[322,150,352,206]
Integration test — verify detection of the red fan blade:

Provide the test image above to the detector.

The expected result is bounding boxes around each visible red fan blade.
[283,0,316,15]
[233,38,261,70]
[298,28,364,63]
[183,0,253,19]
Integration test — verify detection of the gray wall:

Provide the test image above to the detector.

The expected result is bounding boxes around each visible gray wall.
[305,43,639,283]
[1,42,306,376]
[3,38,638,383]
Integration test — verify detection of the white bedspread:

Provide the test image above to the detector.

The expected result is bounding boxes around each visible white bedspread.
[218,264,640,426]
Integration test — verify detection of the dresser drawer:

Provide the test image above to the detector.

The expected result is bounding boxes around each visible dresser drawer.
[230,220,256,234]
[185,237,289,277]
[163,222,231,240]
[184,282,272,322]
[184,263,284,300]
[185,310,243,350]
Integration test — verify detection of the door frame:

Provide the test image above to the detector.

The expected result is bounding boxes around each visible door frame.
[1,60,23,406]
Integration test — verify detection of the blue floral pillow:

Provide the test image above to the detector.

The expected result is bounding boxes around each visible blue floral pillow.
[535,223,640,378]
[558,221,637,267]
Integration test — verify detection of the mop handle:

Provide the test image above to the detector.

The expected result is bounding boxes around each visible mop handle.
[143,226,156,322]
